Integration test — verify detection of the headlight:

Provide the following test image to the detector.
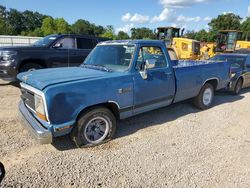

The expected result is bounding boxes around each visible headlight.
[34,94,47,121]
[0,51,17,62]
[230,73,236,78]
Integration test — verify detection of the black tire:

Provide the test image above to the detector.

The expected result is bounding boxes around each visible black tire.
[0,162,5,183]
[194,83,214,110]
[19,63,44,73]
[72,107,116,148]
[233,78,243,95]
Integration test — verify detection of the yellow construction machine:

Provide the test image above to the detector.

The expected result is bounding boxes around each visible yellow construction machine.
[156,27,200,60]
[215,30,250,52]
[200,30,250,59]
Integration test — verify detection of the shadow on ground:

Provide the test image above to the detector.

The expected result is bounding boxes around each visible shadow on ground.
[0,81,20,88]
[52,89,247,151]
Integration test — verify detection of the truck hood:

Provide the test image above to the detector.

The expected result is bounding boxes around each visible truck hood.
[17,67,113,90]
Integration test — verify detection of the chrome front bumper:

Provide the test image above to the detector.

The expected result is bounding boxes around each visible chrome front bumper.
[18,100,52,144]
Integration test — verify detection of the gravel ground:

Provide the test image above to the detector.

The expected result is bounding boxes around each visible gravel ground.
[0,80,250,187]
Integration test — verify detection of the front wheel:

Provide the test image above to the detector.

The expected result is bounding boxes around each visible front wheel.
[233,78,243,95]
[19,63,44,73]
[72,107,116,147]
[194,83,214,110]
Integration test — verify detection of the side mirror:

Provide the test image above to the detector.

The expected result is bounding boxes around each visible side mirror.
[139,59,156,80]
[53,43,63,48]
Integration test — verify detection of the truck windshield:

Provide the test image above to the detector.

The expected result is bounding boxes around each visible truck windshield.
[33,35,58,46]
[82,45,135,72]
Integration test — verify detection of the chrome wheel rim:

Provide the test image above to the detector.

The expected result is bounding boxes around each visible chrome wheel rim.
[203,88,213,106]
[84,117,109,144]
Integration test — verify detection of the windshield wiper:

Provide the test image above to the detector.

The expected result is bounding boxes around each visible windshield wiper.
[81,64,112,72]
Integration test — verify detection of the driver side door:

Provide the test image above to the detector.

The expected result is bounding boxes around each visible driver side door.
[49,37,76,67]
[133,45,175,115]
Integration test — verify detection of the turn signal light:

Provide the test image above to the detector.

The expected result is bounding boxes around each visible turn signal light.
[36,112,48,122]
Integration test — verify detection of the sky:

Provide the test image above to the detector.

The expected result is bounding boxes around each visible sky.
[1,0,250,34]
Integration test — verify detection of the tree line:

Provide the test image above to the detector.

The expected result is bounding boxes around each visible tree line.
[0,5,249,42]
[186,13,250,42]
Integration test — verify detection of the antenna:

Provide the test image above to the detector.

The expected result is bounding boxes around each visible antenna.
[67,32,70,67]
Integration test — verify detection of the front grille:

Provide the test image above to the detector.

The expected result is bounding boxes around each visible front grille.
[21,88,35,111]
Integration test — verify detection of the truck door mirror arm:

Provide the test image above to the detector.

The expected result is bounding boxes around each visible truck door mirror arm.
[139,59,156,80]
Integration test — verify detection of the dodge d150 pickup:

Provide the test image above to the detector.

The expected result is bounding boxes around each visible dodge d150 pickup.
[17,40,232,147]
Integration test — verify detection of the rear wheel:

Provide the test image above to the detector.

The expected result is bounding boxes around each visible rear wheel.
[233,78,243,95]
[194,83,214,110]
[19,63,44,73]
[72,107,116,148]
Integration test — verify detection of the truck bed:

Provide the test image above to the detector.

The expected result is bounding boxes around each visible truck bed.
[173,60,230,103]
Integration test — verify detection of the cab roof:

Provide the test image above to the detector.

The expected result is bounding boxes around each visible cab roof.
[157,27,180,30]
[46,34,109,40]
[219,30,243,33]
[99,40,165,46]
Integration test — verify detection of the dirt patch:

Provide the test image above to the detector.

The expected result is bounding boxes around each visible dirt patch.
[1,80,250,187]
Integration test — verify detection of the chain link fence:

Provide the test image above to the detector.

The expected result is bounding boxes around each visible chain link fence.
[0,35,41,47]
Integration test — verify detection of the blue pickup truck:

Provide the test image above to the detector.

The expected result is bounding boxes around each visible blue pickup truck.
[18,40,232,147]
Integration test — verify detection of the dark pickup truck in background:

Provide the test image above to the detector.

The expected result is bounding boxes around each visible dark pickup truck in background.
[0,34,108,81]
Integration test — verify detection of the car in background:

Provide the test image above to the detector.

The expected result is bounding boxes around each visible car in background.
[235,48,250,54]
[0,34,109,82]
[210,53,250,94]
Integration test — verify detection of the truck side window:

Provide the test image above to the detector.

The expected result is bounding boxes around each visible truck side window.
[136,46,167,70]
[77,38,95,49]
[55,37,75,49]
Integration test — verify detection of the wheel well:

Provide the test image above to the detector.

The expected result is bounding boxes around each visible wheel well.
[204,79,218,90]
[76,102,120,121]
[19,59,47,71]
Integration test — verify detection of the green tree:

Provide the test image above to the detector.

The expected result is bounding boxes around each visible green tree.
[71,19,91,34]
[54,18,70,34]
[7,8,25,35]
[241,17,250,40]
[0,5,10,34]
[194,29,208,42]
[117,31,130,40]
[185,30,196,39]
[93,25,105,36]
[100,25,116,39]
[131,27,154,39]
[41,17,56,36]
[208,13,242,31]
[0,17,5,34]
[22,10,45,33]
